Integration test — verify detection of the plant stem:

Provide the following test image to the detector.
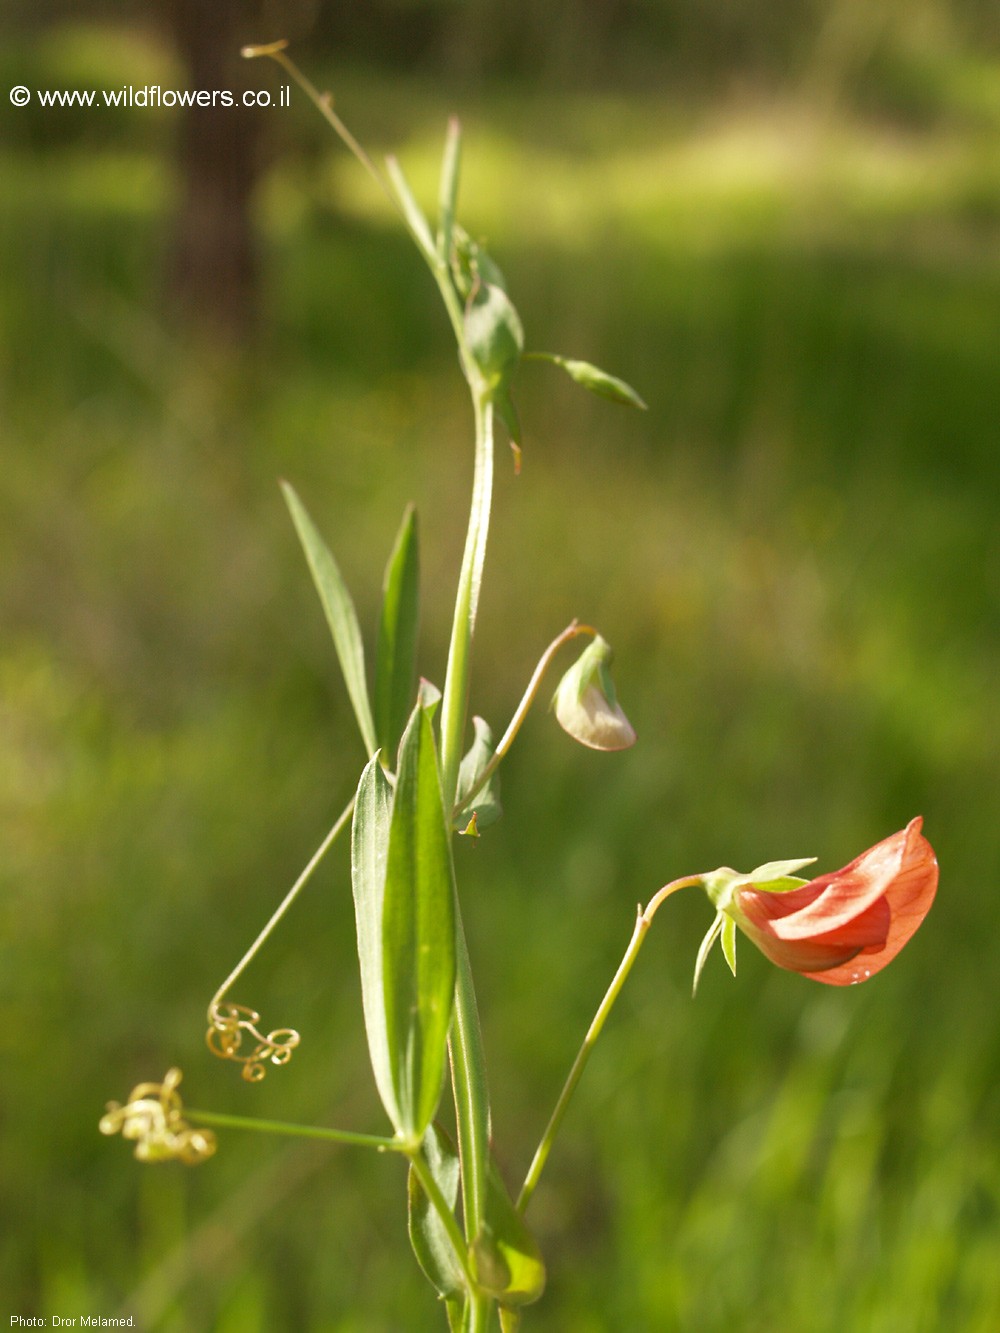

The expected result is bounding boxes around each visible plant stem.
[449,911,491,1246]
[207,798,355,1020]
[440,390,494,809]
[186,1107,399,1152]
[516,876,701,1213]
[437,385,495,1260]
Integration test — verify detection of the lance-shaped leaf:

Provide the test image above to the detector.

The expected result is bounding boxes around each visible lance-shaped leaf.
[541,354,647,410]
[408,1123,465,1307]
[382,705,457,1142]
[350,753,398,1127]
[471,1158,546,1309]
[282,481,377,756]
[374,505,420,759]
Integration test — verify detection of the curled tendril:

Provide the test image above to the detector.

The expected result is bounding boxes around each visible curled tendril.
[206,1002,300,1082]
[99,1068,216,1165]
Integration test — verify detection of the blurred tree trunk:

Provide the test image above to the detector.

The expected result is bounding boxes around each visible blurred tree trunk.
[164,0,266,339]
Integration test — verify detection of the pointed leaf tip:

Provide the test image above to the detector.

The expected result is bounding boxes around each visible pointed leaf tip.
[282,481,377,757]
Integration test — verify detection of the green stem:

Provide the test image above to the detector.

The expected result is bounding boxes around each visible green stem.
[465,1291,493,1332]
[440,391,494,810]
[186,1107,399,1153]
[449,912,491,1247]
[437,390,495,1262]
[207,798,355,1020]
[516,876,701,1214]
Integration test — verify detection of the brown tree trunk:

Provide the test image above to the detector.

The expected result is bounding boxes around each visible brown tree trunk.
[164,0,267,339]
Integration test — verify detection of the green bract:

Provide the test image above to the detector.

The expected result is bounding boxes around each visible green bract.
[456,716,503,834]
[464,282,524,390]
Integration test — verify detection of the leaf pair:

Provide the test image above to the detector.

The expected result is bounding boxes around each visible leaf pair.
[285,482,446,1140]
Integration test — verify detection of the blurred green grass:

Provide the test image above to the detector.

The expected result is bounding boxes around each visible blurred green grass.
[2,25,1000,1332]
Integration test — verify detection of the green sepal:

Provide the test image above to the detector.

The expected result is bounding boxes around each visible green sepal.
[720,914,737,977]
[282,481,378,757]
[738,875,811,895]
[739,857,816,889]
[350,753,398,1127]
[470,1159,546,1308]
[464,282,524,390]
[382,704,457,1142]
[374,505,420,760]
[692,909,725,996]
[455,716,502,833]
[534,353,647,410]
[407,1123,465,1301]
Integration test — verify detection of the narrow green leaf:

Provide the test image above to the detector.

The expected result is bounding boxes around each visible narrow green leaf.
[455,716,502,832]
[436,117,461,265]
[539,354,647,410]
[385,154,436,261]
[471,1159,546,1307]
[350,754,398,1128]
[282,481,377,756]
[374,505,421,759]
[383,706,457,1141]
[407,1123,464,1300]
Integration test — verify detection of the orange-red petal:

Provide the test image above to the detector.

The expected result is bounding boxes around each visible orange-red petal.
[731,817,938,985]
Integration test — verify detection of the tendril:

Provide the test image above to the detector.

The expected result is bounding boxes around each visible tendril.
[206,1003,300,1082]
[99,1068,216,1164]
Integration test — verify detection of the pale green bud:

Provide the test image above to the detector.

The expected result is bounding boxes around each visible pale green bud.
[552,635,636,752]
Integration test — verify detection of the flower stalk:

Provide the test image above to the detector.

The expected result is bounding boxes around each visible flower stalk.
[517,876,702,1213]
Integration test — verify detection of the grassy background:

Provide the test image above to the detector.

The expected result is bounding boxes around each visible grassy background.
[3,18,1000,1331]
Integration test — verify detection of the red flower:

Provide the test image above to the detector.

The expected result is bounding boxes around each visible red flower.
[729,817,938,985]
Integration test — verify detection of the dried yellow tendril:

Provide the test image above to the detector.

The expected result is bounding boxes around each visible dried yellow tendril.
[206,1002,300,1082]
[100,1067,216,1164]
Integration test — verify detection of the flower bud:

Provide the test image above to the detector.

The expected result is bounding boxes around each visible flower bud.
[552,635,636,752]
